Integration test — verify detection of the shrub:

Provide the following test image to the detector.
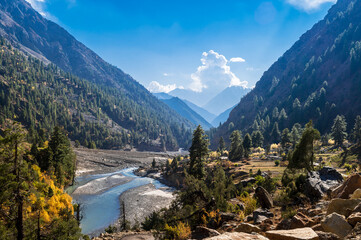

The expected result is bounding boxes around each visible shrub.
[239,194,257,216]
[344,163,352,172]
[275,160,280,166]
[281,207,297,219]
[164,222,191,240]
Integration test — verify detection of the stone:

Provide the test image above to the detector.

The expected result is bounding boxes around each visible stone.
[304,167,343,201]
[219,212,239,222]
[204,232,269,240]
[347,212,361,226]
[345,222,361,240]
[276,219,291,230]
[332,174,361,199]
[326,198,361,217]
[321,213,353,238]
[311,224,323,231]
[255,187,273,209]
[194,226,220,238]
[241,177,256,187]
[352,202,361,213]
[315,231,340,240]
[234,223,261,233]
[350,188,361,199]
[265,227,319,240]
[289,213,315,229]
[253,208,274,224]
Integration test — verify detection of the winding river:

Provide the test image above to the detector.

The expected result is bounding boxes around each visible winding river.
[70,168,169,235]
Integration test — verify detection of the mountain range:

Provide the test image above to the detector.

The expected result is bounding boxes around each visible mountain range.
[0,0,194,150]
[212,0,361,147]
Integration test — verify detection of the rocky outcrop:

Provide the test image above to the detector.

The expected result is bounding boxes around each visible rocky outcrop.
[321,213,353,238]
[234,223,261,233]
[332,174,361,199]
[253,208,274,224]
[304,167,343,201]
[265,227,319,240]
[193,226,221,238]
[255,187,273,209]
[326,198,361,217]
[204,232,269,240]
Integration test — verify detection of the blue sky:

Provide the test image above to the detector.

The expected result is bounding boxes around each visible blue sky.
[27,0,336,94]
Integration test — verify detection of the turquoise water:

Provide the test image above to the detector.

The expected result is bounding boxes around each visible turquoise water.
[71,168,168,235]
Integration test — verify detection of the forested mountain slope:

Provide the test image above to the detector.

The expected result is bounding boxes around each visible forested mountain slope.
[0,39,192,150]
[0,0,194,150]
[212,0,361,147]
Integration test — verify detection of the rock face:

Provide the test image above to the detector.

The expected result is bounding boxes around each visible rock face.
[253,208,274,224]
[304,167,343,201]
[326,198,361,217]
[321,213,353,238]
[235,223,261,233]
[332,174,361,199]
[255,187,273,209]
[204,232,269,240]
[265,227,319,240]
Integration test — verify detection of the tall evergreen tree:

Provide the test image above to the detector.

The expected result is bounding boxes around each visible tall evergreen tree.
[229,130,243,161]
[281,128,291,149]
[189,125,209,179]
[251,131,264,148]
[288,121,320,171]
[331,115,347,146]
[243,133,252,158]
[270,122,281,143]
[218,136,226,155]
[352,115,361,144]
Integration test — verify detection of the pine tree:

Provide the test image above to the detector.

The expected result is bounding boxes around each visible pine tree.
[218,137,226,155]
[243,134,252,158]
[229,130,243,161]
[352,115,361,144]
[331,115,347,146]
[281,128,291,149]
[288,121,320,171]
[270,122,281,143]
[189,125,209,179]
[252,131,264,148]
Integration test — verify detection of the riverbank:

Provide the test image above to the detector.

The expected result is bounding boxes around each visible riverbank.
[118,183,175,227]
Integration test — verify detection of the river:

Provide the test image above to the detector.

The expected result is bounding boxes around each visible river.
[70,167,170,235]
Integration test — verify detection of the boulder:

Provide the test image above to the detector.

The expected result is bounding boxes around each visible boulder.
[315,231,340,240]
[311,224,323,231]
[194,226,221,238]
[347,212,361,226]
[352,202,361,213]
[204,232,269,240]
[219,212,239,222]
[350,188,361,199]
[332,173,361,199]
[253,208,274,224]
[326,198,361,217]
[321,213,353,238]
[289,213,315,229]
[234,223,261,233]
[255,187,273,209]
[265,227,319,240]
[345,222,361,240]
[304,167,343,201]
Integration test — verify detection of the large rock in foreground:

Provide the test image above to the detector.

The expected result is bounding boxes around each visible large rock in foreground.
[204,232,269,240]
[326,198,361,217]
[255,187,273,209]
[321,213,352,238]
[304,167,343,201]
[332,173,361,199]
[266,227,319,240]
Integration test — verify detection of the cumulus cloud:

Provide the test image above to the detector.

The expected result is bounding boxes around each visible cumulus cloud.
[190,50,248,92]
[286,0,336,11]
[147,81,183,93]
[230,57,246,63]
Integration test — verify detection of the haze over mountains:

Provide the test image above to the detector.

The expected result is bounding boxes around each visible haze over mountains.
[212,0,361,147]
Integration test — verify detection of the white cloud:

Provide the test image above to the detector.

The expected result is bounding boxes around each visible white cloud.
[190,50,248,92]
[147,81,183,93]
[286,0,336,11]
[25,0,47,16]
[230,57,246,63]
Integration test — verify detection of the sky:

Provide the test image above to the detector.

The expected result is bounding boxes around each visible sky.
[26,0,336,94]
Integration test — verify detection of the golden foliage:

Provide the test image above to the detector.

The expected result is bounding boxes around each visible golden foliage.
[164,222,191,240]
